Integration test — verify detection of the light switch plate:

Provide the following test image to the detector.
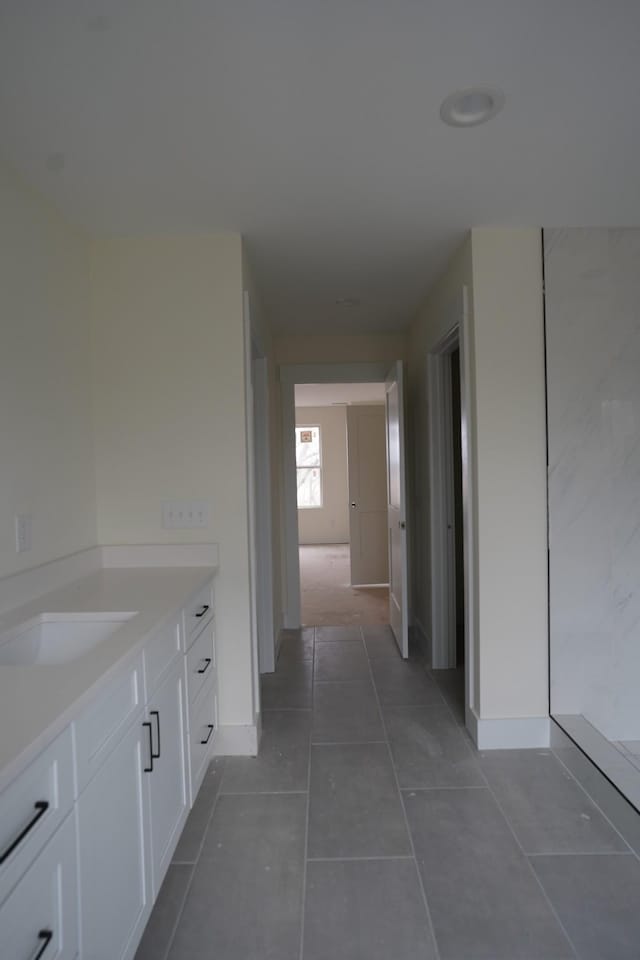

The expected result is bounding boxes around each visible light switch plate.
[162,500,209,529]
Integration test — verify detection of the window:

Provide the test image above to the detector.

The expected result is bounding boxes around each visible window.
[295,426,322,508]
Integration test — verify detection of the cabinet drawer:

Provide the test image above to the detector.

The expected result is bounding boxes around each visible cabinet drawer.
[0,726,74,905]
[185,621,215,706]
[188,680,217,803]
[144,615,182,695]
[0,812,78,960]
[184,581,214,648]
[74,652,145,794]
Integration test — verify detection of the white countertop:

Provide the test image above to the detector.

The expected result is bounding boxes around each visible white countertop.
[0,565,216,790]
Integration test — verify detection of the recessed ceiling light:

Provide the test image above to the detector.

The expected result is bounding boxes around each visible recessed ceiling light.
[335,298,360,307]
[439,87,505,128]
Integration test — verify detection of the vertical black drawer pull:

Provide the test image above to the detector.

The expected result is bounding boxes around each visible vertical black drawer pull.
[200,724,214,745]
[197,657,212,674]
[0,800,49,864]
[143,722,154,772]
[150,710,161,759]
[32,928,53,960]
[194,604,209,618]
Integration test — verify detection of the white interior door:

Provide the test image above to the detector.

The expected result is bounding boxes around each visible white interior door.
[385,361,409,657]
[347,405,389,586]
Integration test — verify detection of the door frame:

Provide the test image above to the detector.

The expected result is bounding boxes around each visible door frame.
[428,327,458,668]
[244,293,276,682]
[427,287,476,717]
[280,362,389,628]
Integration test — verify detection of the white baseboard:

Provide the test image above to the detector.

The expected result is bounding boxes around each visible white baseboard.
[0,546,102,617]
[101,543,219,568]
[212,721,259,757]
[467,708,550,750]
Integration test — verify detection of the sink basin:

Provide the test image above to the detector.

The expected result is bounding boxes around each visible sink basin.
[0,612,138,665]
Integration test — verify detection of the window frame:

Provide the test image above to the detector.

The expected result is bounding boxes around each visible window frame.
[295,424,323,509]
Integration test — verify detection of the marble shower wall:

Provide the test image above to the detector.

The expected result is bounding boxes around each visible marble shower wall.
[545,228,640,741]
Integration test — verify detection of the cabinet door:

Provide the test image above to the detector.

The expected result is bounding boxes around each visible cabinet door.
[77,717,152,960]
[0,813,78,960]
[147,660,188,896]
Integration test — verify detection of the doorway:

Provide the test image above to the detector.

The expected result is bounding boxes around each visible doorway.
[294,382,389,627]
[281,360,409,658]
[427,290,474,725]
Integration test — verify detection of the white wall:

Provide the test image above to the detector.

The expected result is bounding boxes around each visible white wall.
[0,161,97,579]
[296,406,349,544]
[471,228,547,723]
[90,235,256,730]
[275,332,407,365]
[409,229,548,740]
[546,228,640,741]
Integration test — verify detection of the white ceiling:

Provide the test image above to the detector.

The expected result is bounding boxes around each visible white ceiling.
[295,383,386,407]
[1,2,639,334]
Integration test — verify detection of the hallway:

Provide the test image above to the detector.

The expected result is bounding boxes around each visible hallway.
[137,626,640,960]
[299,544,389,626]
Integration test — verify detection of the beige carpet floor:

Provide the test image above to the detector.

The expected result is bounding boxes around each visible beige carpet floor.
[299,543,389,626]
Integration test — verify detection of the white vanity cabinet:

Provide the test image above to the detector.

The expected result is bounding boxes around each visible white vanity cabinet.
[182,592,217,803]
[77,657,188,956]
[76,613,188,960]
[77,717,151,960]
[144,656,188,895]
[0,728,78,960]
[0,573,217,960]
[0,726,74,906]
[0,812,79,960]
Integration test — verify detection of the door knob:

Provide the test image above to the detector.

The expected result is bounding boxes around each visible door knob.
[351,502,357,508]
[399,520,406,529]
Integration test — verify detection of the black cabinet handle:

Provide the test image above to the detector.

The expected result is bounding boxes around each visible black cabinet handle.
[143,722,154,772]
[0,800,49,864]
[194,604,209,618]
[32,929,53,960]
[150,710,161,759]
[197,657,212,675]
[200,724,214,745]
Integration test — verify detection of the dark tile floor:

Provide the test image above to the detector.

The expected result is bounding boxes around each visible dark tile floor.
[136,625,640,960]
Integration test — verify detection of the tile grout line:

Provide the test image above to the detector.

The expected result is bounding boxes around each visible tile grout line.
[472,760,580,959]
[550,746,640,862]
[262,707,313,712]
[307,854,415,862]
[298,625,315,960]
[400,784,488,792]
[161,761,227,960]
[311,739,388,747]
[419,665,619,956]
[527,850,634,858]
[364,632,443,960]
[219,789,309,796]
[426,671,580,957]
